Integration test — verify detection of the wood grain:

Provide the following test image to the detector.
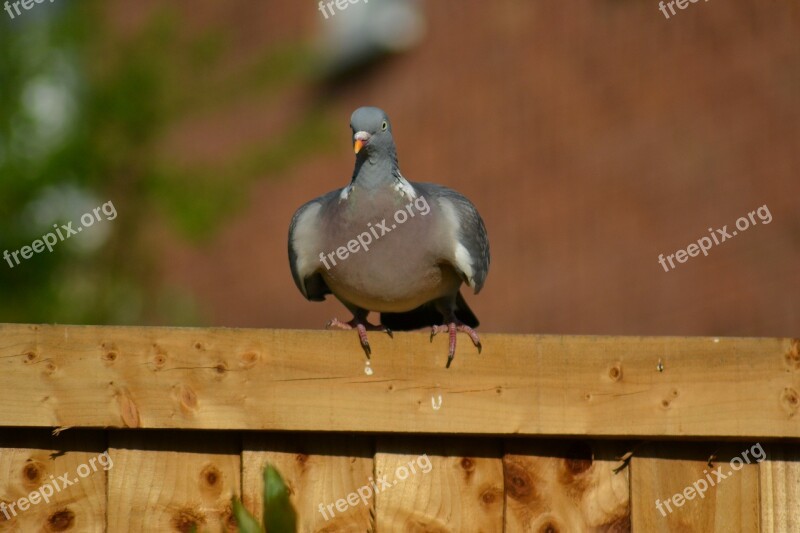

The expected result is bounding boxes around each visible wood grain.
[374,437,504,532]
[759,444,800,532]
[631,442,760,532]
[0,427,796,531]
[106,430,240,532]
[0,429,106,532]
[0,324,797,437]
[241,433,373,533]
[503,439,630,532]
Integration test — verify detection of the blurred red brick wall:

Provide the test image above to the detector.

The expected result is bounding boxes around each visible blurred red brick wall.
[135,0,798,336]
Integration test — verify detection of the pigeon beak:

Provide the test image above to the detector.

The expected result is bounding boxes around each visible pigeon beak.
[353,131,371,154]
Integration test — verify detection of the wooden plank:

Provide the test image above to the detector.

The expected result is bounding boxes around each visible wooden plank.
[241,433,373,532]
[374,437,504,532]
[106,430,240,532]
[630,442,761,532]
[759,444,800,532]
[0,429,106,532]
[0,324,798,437]
[503,439,630,531]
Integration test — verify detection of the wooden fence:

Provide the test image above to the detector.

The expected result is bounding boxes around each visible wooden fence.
[0,324,797,531]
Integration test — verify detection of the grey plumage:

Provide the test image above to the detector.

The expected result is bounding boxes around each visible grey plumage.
[288,107,489,367]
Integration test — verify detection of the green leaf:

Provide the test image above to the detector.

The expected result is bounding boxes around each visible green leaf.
[262,464,298,533]
[231,495,264,533]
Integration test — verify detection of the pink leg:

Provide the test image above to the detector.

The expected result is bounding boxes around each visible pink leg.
[326,318,392,357]
[430,320,482,368]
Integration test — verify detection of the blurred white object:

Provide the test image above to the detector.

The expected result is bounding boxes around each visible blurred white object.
[317,0,425,77]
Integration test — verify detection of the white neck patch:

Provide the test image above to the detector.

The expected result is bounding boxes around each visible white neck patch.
[339,176,415,202]
[394,175,417,201]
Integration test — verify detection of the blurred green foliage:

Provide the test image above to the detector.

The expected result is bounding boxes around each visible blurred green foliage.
[0,2,335,325]
[232,463,298,533]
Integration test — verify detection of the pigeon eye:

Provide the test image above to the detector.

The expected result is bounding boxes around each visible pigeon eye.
[381,121,387,131]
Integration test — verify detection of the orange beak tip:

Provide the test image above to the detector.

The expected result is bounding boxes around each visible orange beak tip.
[354,139,364,154]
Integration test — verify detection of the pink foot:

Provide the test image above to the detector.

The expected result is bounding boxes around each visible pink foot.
[326,318,392,357]
[430,321,482,368]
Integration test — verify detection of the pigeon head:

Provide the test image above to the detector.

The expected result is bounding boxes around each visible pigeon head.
[350,107,395,157]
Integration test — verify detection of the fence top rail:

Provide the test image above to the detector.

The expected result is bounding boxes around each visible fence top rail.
[0,323,797,438]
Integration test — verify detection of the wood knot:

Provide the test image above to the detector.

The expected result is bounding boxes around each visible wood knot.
[46,508,75,531]
[539,521,559,533]
[194,342,204,350]
[199,465,223,497]
[240,351,258,368]
[153,354,167,369]
[176,384,198,414]
[45,362,57,375]
[785,339,800,371]
[24,351,38,363]
[460,457,475,472]
[102,351,118,362]
[214,362,227,375]
[781,387,799,417]
[117,389,141,428]
[100,342,118,356]
[171,508,206,533]
[221,503,236,531]
[503,459,534,502]
[23,461,43,484]
[608,364,622,382]
[479,486,502,506]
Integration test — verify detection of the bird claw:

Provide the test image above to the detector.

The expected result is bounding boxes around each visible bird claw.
[429,325,447,342]
[430,322,481,368]
[325,317,393,359]
[326,318,355,330]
